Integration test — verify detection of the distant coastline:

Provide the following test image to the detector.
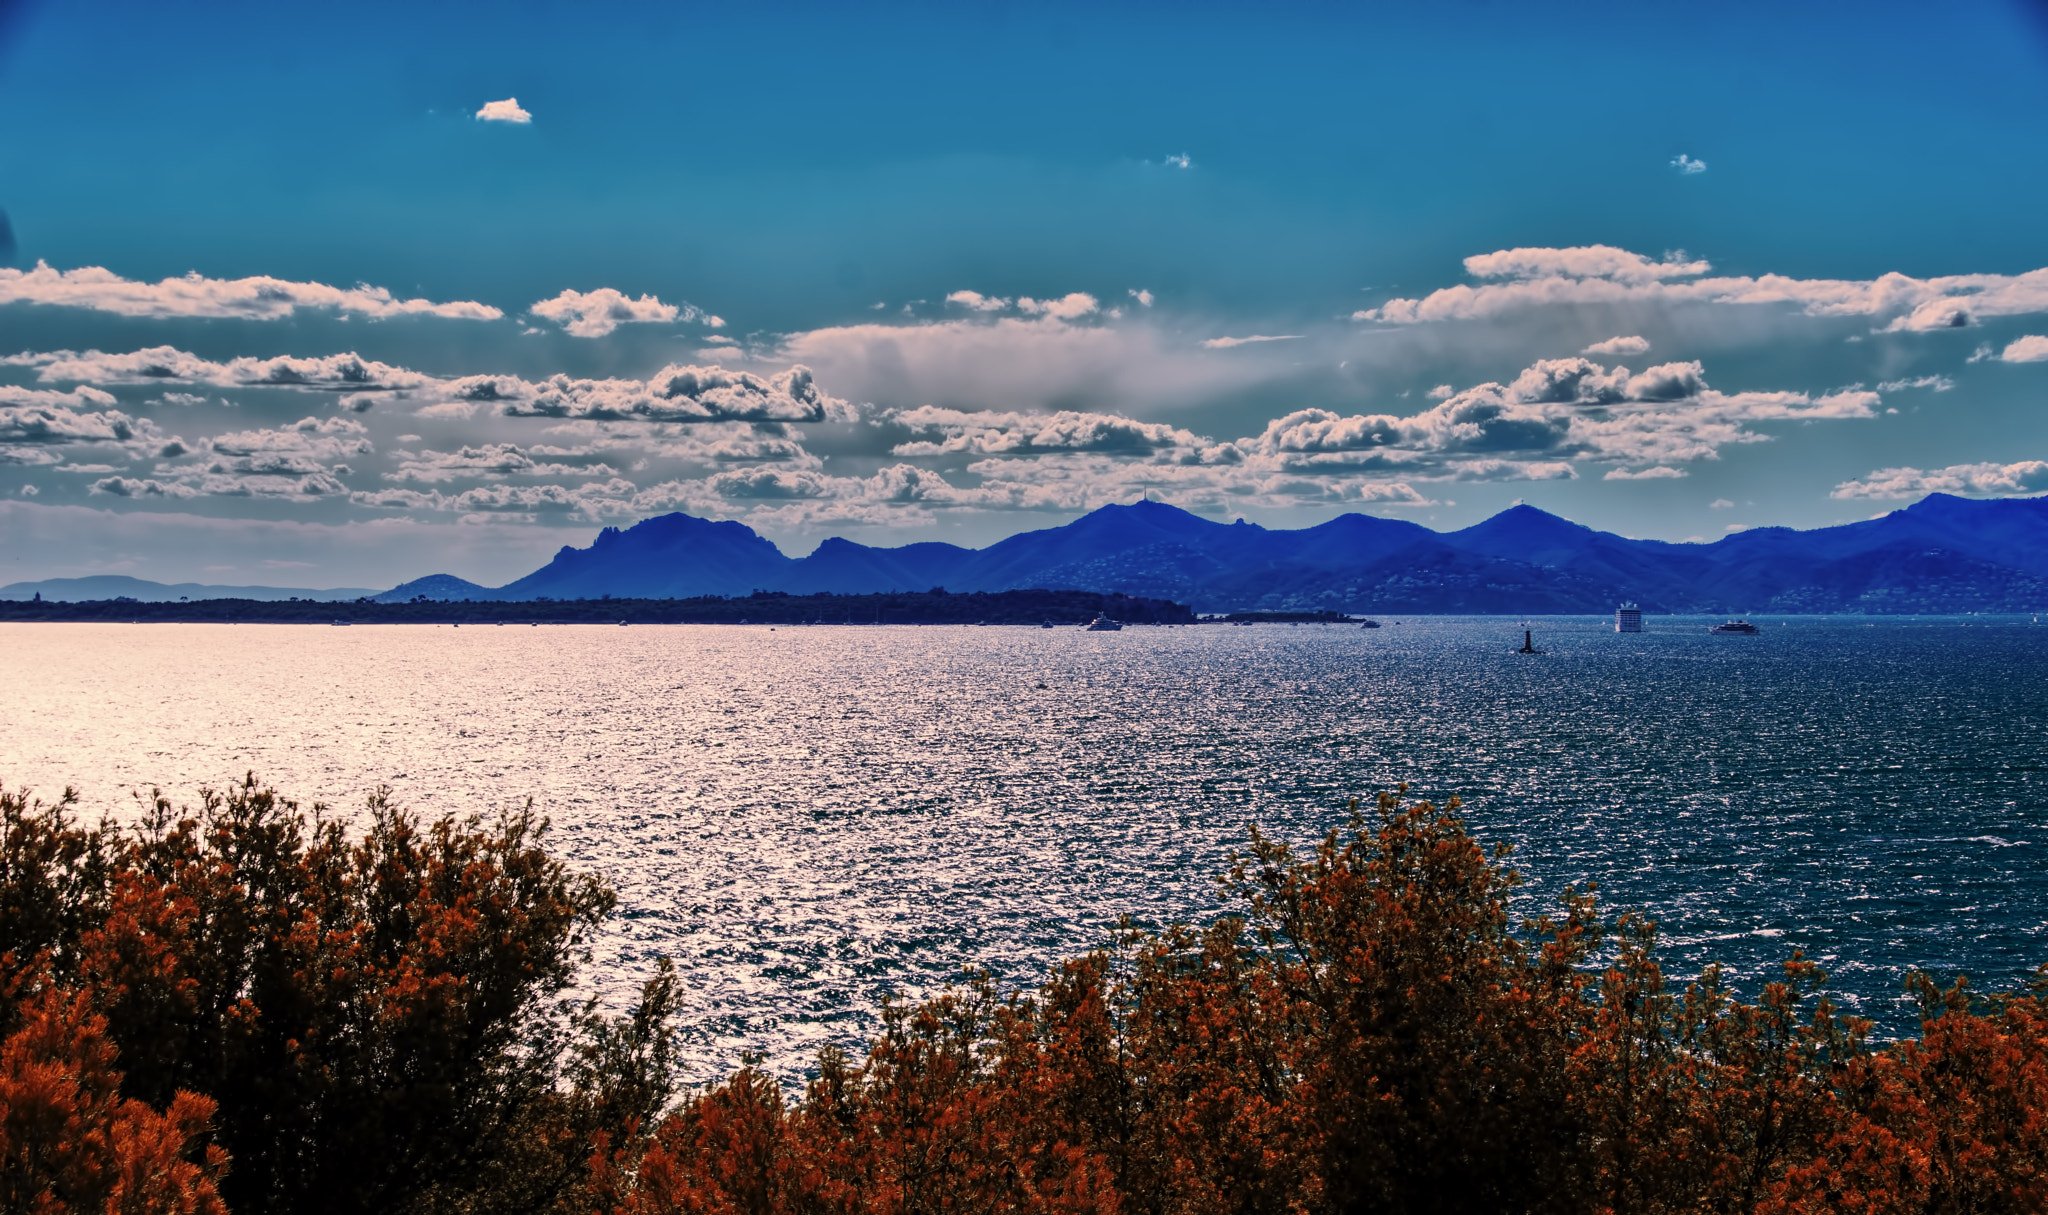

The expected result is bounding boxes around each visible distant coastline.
[0,587,1197,626]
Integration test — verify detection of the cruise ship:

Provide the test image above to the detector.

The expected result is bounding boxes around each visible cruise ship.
[1614,602,1642,633]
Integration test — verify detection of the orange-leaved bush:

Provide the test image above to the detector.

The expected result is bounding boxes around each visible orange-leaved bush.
[592,789,2048,1215]
[7,776,2048,1214]
[0,776,676,1215]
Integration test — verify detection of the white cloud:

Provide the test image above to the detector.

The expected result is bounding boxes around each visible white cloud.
[488,364,849,423]
[1831,460,2048,500]
[1355,245,2048,333]
[1603,465,1686,480]
[1710,498,1734,509]
[384,443,617,484]
[1016,293,1099,320]
[1163,153,1193,169]
[1875,375,1954,392]
[886,406,1216,458]
[14,346,435,391]
[1671,154,1708,175]
[475,97,532,124]
[91,476,199,499]
[0,386,172,468]
[1582,335,1651,356]
[1129,288,1154,307]
[1231,355,1877,474]
[2001,335,2048,363]
[529,287,702,338]
[946,290,1009,312]
[1201,334,1304,349]
[0,261,502,322]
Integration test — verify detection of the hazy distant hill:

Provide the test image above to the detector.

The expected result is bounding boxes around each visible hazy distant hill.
[369,493,2048,614]
[0,575,378,603]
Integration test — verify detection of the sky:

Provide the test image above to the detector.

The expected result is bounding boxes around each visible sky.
[3,0,2048,589]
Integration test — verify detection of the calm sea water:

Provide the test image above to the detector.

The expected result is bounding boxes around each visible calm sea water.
[2,618,2043,1079]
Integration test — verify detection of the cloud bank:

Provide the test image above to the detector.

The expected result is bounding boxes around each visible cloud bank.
[0,262,502,322]
[1357,245,2048,333]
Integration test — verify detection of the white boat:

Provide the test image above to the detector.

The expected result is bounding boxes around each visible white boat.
[1085,616,1123,631]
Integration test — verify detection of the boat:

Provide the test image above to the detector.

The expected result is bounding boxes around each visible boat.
[1709,620,1761,635]
[1042,620,1055,629]
[1085,617,1123,631]
[332,619,351,626]
[1359,619,1381,629]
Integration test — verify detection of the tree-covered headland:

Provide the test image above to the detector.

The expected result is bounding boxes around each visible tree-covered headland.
[0,779,2041,1213]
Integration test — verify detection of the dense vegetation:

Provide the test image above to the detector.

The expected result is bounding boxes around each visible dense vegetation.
[2,778,2043,1213]
[0,589,1195,626]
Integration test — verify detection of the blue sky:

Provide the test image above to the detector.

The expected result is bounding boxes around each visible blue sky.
[4,0,2048,587]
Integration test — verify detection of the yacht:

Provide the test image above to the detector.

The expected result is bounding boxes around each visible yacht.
[1709,620,1761,635]
[1085,616,1123,631]
[1359,619,1381,629]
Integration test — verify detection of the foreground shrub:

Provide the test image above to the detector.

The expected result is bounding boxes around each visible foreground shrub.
[5,777,2048,1213]
[0,778,675,1215]
[597,791,2048,1215]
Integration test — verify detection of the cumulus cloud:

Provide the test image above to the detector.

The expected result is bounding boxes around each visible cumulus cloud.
[1603,465,1686,480]
[489,364,849,423]
[1202,334,1303,349]
[946,290,1009,312]
[1671,154,1708,175]
[96,416,379,502]
[0,386,172,468]
[1582,335,1650,356]
[475,98,532,124]
[0,262,502,322]
[885,407,1219,458]
[13,346,435,391]
[91,476,199,499]
[1231,356,1876,476]
[529,287,707,338]
[1831,460,2048,500]
[384,443,617,484]
[354,477,643,522]
[1129,289,1154,307]
[2001,335,2048,363]
[1355,244,2048,333]
[1016,293,1099,320]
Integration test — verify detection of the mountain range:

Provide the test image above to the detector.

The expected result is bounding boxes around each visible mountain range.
[362,493,2048,615]
[0,575,379,604]
[9,495,2046,614]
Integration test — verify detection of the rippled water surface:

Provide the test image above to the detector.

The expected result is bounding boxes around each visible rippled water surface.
[3,618,2044,1077]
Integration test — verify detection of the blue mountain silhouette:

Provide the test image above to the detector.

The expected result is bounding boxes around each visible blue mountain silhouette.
[370,494,2048,614]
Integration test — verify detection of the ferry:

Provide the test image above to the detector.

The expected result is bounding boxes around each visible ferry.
[1709,620,1761,635]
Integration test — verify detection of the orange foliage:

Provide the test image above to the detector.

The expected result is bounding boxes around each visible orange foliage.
[0,974,226,1214]
[593,791,2048,1215]
[5,777,2048,1214]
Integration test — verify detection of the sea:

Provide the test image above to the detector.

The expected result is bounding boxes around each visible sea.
[2,616,2043,1081]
